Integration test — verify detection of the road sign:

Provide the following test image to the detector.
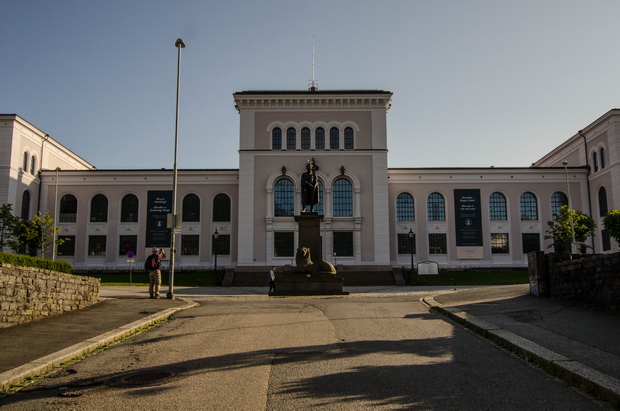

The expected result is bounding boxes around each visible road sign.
[126,251,134,259]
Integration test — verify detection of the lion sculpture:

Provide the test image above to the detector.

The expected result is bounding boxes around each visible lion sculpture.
[295,247,336,274]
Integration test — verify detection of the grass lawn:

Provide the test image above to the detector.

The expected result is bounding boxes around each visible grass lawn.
[408,270,529,286]
[77,270,222,286]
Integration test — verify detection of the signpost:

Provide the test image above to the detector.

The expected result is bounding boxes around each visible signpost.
[126,251,135,284]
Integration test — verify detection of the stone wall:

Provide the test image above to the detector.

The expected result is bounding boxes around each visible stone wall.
[529,251,620,313]
[0,263,100,328]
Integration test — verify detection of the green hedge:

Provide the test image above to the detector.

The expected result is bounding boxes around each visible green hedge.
[0,252,73,274]
[408,269,528,286]
[77,270,222,286]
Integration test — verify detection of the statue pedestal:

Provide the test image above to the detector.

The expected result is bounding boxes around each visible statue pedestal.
[270,214,347,296]
[295,213,323,262]
[271,271,348,296]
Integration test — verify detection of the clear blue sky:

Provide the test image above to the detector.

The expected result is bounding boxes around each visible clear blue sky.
[3,1,620,170]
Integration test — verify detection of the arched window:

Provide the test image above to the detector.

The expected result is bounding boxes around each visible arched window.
[550,192,568,219]
[90,194,108,222]
[314,181,324,215]
[22,152,28,170]
[396,193,414,221]
[329,127,339,150]
[30,155,36,175]
[213,193,231,222]
[520,192,538,221]
[427,193,445,221]
[286,127,296,150]
[120,194,139,222]
[333,178,353,217]
[274,179,294,217]
[489,192,507,221]
[601,147,606,169]
[344,127,354,150]
[272,128,282,150]
[182,193,200,222]
[593,151,599,172]
[59,194,77,222]
[599,186,608,217]
[21,190,30,220]
[315,127,325,150]
[301,128,311,150]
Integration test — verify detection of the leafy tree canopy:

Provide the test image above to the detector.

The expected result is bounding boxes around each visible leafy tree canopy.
[545,205,596,252]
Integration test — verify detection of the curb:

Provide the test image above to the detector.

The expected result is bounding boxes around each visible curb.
[0,299,198,393]
[421,296,620,407]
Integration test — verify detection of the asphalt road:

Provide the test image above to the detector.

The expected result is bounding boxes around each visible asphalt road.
[0,294,605,410]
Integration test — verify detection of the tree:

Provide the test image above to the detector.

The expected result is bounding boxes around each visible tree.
[10,211,64,257]
[603,209,620,245]
[0,203,18,252]
[545,205,596,253]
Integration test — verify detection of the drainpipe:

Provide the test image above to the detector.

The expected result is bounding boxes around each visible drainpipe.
[578,129,594,252]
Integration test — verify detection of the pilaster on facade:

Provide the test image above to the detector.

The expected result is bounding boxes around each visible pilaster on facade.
[372,154,390,265]
[237,155,255,265]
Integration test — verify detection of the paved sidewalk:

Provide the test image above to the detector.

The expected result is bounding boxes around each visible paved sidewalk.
[0,296,196,392]
[424,284,620,407]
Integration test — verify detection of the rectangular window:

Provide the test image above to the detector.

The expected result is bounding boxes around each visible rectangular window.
[429,233,447,254]
[274,232,294,257]
[491,233,509,254]
[212,234,230,255]
[553,239,570,253]
[182,235,200,255]
[88,235,106,256]
[333,232,354,257]
[119,235,137,256]
[602,229,611,251]
[397,233,415,254]
[57,235,75,256]
[521,233,540,254]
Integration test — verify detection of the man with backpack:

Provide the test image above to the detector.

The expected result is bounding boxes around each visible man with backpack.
[145,247,165,298]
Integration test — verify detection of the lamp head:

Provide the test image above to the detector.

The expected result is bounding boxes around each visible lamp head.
[561,161,568,166]
[175,38,185,48]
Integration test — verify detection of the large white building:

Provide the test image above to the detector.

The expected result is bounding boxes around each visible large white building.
[2,90,618,283]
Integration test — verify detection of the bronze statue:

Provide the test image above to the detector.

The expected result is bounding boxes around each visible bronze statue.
[301,158,319,213]
[295,247,336,274]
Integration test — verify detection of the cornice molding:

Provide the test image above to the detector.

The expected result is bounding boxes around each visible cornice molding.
[234,94,392,111]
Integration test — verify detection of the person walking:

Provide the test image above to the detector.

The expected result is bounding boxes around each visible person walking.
[145,247,164,298]
[268,266,277,294]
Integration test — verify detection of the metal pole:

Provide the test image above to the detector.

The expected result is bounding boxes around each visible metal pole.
[562,161,577,254]
[409,228,414,270]
[213,229,219,271]
[52,167,60,261]
[167,38,185,300]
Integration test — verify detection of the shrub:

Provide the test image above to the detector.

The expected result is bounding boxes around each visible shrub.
[603,210,620,245]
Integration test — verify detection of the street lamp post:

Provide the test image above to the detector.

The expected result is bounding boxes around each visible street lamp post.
[167,38,185,300]
[408,228,414,270]
[562,161,577,254]
[213,229,219,271]
[52,167,60,261]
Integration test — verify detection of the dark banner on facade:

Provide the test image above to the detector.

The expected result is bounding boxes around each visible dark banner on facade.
[454,189,483,247]
[146,190,172,248]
